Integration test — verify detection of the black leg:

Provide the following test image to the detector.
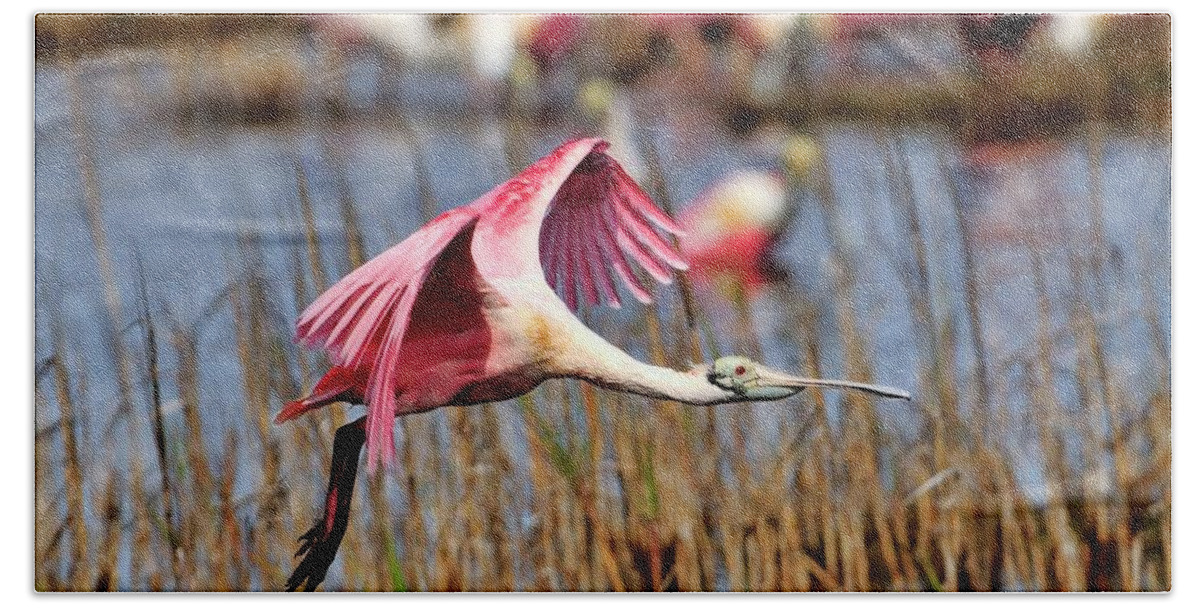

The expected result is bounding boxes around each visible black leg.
[285,416,367,591]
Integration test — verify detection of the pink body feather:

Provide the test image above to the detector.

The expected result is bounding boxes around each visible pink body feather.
[284,138,687,472]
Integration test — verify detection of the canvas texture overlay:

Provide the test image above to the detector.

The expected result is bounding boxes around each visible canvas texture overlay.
[34,13,1170,592]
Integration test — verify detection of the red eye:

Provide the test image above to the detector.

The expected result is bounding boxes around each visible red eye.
[735,365,746,376]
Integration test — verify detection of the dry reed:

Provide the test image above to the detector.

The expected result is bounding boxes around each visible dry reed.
[34,15,1170,591]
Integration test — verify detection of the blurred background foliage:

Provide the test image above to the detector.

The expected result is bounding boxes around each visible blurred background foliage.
[34,13,1169,591]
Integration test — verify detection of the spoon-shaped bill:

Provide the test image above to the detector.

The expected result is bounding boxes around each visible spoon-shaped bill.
[756,368,912,400]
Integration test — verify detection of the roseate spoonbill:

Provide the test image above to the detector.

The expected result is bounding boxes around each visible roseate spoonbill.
[278,137,910,591]
[679,170,791,298]
[678,136,821,299]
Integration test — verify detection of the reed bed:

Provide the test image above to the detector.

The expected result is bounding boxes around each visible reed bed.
[33,134,1171,590]
[34,14,1170,592]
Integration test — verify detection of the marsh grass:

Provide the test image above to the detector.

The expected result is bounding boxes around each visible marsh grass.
[33,163,1172,591]
[33,18,1170,591]
[33,142,1172,591]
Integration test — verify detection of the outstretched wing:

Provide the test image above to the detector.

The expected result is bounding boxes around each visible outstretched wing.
[471,138,687,311]
[294,208,479,472]
[292,138,681,471]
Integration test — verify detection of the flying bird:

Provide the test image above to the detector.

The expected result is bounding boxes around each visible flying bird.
[277,137,910,591]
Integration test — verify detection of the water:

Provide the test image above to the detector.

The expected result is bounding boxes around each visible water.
[35,48,1170,518]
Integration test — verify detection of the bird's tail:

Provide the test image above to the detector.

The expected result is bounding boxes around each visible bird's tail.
[275,366,366,424]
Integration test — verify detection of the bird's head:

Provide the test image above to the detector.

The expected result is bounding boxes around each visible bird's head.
[697,355,912,402]
[702,356,802,401]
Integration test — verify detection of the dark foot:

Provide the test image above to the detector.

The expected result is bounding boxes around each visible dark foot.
[285,416,367,591]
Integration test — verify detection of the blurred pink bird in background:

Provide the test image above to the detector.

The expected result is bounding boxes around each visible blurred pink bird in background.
[678,134,825,302]
[679,170,792,300]
[276,138,909,590]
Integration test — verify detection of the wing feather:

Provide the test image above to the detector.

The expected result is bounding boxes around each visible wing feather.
[594,215,653,304]
[612,185,689,271]
[472,138,686,316]
[608,205,675,284]
[562,217,584,310]
[609,166,685,234]
[325,282,389,349]
[294,209,479,471]
[297,282,373,348]
[583,220,622,308]
[574,217,601,307]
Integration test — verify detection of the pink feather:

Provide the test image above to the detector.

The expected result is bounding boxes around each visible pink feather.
[288,139,686,469]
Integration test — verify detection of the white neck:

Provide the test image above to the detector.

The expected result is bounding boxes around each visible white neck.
[550,314,734,406]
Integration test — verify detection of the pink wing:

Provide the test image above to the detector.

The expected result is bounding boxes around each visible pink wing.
[295,208,479,472]
[293,138,683,472]
[471,138,687,311]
